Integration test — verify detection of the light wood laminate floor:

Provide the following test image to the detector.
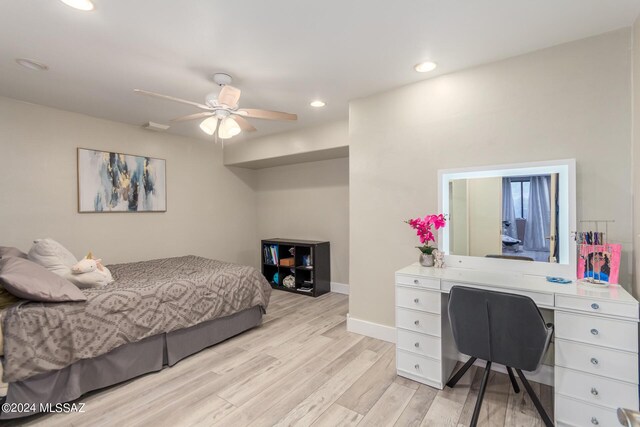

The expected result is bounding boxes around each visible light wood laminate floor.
[10,291,553,427]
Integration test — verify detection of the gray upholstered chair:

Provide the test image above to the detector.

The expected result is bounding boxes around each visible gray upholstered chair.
[446,285,554,427]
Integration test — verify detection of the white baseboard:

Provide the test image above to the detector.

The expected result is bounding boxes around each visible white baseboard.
[346,314,396,343]
[459,356,554,387]
[330,282,349,295]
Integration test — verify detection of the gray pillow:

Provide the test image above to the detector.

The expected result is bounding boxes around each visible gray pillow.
[0,247,28,260]
[0,257,86,302]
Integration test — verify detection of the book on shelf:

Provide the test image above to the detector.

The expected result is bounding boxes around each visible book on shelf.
[297,287,313,293]
[263,245,279,265]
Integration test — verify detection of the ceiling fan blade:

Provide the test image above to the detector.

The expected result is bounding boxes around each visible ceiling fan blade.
[171,112,214,122]
[218,85,241,107]
[233,115,256,132]
[235,108,297,121]
[134,89,212,110]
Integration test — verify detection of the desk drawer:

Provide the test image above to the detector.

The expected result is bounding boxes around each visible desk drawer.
[441,281,554,307]
[396,286,441,314]
[555,339,638,384]
[397,350,441,384]
[555,366,638,410]
[556,395,619,427]
[396,308,441,337]
[396,274,440,290]
[397,329,441,360]
[555,311,638,352]
[556,294,638,320]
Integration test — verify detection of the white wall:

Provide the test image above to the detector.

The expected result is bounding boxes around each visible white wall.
[255,158,349,284]
[350,29,633,327]
[634,17,640,298]
[0,97,258,266]
[224,120,348,169]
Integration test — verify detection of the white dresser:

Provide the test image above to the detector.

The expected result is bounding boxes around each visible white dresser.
[395,263,639,427]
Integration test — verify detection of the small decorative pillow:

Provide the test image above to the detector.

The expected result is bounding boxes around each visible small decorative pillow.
[28,239,78,276]
[0,247,28,260]
[67,253,114,288]
[0,257,86,302]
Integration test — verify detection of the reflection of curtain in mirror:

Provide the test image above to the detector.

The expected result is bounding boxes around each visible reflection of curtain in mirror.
[502,178,518,239]
[524,176,551,251]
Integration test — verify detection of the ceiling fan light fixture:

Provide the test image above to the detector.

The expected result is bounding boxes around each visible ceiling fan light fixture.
[310,100,326,108]
[59,0,95,11]
[218,117,241,139]
[199,117,218,136]
[414,61,437,73]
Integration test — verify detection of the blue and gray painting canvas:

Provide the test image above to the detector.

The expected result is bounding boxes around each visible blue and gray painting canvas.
[78,149,166,212]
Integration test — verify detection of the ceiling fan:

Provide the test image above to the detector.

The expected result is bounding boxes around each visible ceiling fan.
[135,73,297,139]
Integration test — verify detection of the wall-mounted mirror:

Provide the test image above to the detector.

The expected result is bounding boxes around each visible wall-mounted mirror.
[439,160,576,277]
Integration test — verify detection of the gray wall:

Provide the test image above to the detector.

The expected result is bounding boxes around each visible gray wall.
[0,97,258,266]
[349,29,634,327]
[634,17,640,298]
[255,158,349,284]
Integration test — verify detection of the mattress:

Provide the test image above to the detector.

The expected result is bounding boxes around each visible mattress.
[1,255,271,383]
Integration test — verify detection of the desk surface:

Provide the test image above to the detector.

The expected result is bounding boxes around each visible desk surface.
[396,263,638,306]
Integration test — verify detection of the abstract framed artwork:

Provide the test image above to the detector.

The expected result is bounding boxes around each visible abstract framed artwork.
[77,148,166,213]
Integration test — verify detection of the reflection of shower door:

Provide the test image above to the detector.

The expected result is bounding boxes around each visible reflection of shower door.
[548,173,558,262]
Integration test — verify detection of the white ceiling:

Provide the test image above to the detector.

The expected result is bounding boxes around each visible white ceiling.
[2,0,640,142]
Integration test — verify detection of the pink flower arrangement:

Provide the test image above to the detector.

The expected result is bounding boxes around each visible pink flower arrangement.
[406,213,447,254]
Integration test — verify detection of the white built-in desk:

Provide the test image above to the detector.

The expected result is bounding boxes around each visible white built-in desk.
[395,263,639,427]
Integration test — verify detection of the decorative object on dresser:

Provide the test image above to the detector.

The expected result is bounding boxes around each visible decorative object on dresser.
[394,263,639,427]
[575,220,620,286]
[433,249,445,268]
[77,148,166,213]
[405,213,447,267]
[261,239,330,297]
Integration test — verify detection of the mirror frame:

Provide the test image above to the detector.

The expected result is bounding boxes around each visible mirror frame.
[438,159,576,278]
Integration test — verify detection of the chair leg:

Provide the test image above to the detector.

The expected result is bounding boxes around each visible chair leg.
[470,361,492,427]
[515,369,554,427]
[506,366,520,393]
[446,357,477,388]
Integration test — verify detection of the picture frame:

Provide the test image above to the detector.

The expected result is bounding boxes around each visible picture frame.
[77,148,167,213]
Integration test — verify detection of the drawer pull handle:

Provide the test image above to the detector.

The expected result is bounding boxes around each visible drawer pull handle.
[414,279,419,284]
[591,303,599,310]
[591,417,599,425]
[414,342,420,348]
[590,357,599,366]
[414,364,420,370]
[414,298,420,304]
[590,328,599,336]
[414,320,420,326]
[590,387,599,396]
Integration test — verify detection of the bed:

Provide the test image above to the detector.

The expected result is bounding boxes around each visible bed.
[0,255,271,420]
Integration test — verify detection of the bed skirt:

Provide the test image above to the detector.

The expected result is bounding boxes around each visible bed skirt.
[0,306,262,420]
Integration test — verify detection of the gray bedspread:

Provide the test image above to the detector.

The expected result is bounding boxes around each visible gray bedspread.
[1,256,271,383]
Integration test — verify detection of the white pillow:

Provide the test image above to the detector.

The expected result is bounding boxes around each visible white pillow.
[28,238,78,277]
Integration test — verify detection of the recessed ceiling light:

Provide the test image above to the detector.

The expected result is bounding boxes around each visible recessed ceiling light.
[59,0,94,11]
[414,61,437,73]
[310,100,326,108]
[15,58,49,71]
